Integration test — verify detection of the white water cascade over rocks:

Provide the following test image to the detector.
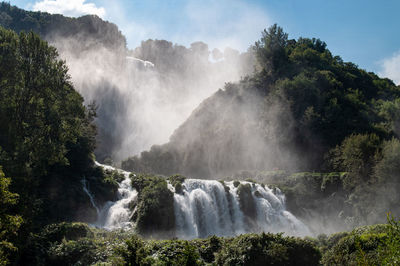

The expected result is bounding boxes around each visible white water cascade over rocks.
[93,162,138,230]
[81,177,100,216]
[173,179,310,239]
[87,164,309,238]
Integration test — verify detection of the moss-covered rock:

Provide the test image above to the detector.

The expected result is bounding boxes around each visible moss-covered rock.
[237,183,257,229]
[72,165,120,223]
[168,174,186,194]
[254,190,262,198]
[86,166,120,204]
[131,174,175,238]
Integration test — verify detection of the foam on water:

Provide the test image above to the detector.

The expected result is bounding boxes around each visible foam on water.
[87,164,309,237]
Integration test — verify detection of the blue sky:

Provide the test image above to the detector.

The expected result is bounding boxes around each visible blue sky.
[9,0,400,83]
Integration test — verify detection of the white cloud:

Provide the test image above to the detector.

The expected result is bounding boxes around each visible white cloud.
[379,50,400,85]
[181,0,271,51]
[99,1,159,49]
[32,0,105,18]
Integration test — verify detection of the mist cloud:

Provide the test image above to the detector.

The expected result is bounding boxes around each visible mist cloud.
[47,32,254,163]
[379,49,400,85]
[32,0,106,18]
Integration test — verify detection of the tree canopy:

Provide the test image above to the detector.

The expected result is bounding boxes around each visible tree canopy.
[0,27,91,177]
[0,25,111,238]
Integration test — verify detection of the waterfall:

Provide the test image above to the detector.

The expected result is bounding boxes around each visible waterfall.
[86,163,309,238]
[94,162,138,230]
[173,179,309,239]
[81,177,100,216]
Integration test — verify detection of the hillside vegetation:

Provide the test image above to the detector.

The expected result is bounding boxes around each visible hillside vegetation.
[122,25,400,178]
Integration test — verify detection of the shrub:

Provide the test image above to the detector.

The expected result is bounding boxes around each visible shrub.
[47,238,98,266]
[22,223,99,265]
[150,240,202,265]
[215,233,321,266]
[377,214,400,265]
[374,138,400,187]
[321,221,398,266]
[328,133,381,190]
[0,166,22,265]
[117,235,147,265]
[321,233,384,265]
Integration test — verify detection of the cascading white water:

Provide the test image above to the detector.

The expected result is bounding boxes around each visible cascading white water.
[94,162,138,230]
[85,164,309,237]
[81,177,100,216]
[173,179,309,239]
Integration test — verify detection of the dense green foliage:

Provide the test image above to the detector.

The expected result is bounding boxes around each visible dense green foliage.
[21,222,130,265]
[0,27,88,176]
[215,233,320,266]
[328,133,381,190]
[0,26,119,263]
[0,25,114,224]
[14,219,400,265]
[377,214,400,265]
[0,167,22,265]
[21,222,322,265]
[319,216,400,265]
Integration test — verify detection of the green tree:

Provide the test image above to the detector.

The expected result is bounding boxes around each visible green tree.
[329,134,381,190]
[378,214,400,265]
[370,138,400,217]
[0,28,89,178]
[0,26,102,237]
[375,138,400,184]
[254,23,288,79]
[0,166,22,266]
